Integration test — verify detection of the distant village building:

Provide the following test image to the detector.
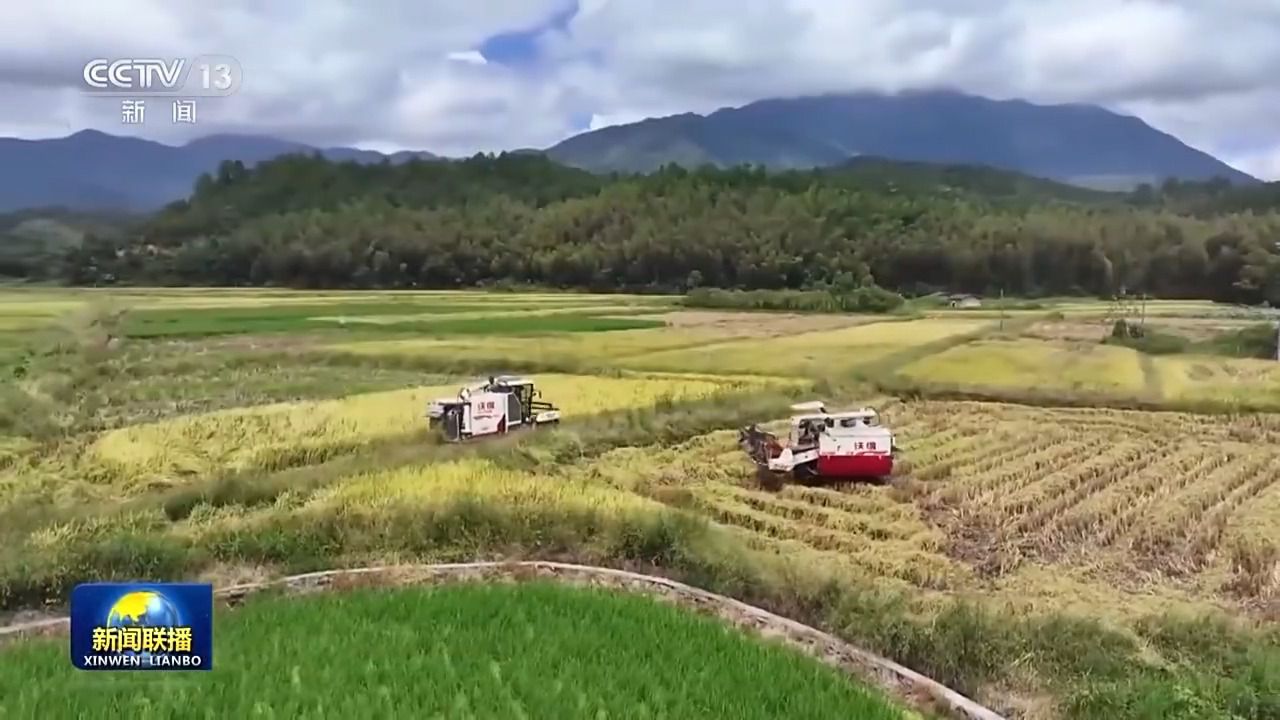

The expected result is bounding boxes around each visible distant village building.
[947,294,982,309]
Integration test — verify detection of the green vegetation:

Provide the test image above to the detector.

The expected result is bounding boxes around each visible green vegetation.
[0,582,908,719]
[684,286,906,314]
[1100,317,1279,361]
[1196,322,1279,359]
[1103,320,1192,355]
[5,155,1272,308]
[0,207,137,279]
[823,155,1122,205]
[123,305,665,338]
[1130,177,1280,216]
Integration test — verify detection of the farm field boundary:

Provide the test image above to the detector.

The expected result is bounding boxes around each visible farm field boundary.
[0,560,1005,720]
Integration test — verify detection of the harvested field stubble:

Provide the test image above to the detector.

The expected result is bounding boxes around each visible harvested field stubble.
[614,400,1280,616]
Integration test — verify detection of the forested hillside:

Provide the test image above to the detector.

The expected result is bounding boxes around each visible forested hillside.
[24,153,1280,305]
[0,208,136,278]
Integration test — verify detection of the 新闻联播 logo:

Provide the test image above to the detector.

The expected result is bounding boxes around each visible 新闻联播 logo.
[70,583,213,671]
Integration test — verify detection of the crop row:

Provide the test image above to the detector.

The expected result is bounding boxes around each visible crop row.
[671,400,1280,606]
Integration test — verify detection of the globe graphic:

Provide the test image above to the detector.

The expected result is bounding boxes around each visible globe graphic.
[105,591,182,661]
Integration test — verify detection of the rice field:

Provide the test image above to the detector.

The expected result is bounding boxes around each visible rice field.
[0,583,908,720]
[310,457,659,519]
[895,339,1151,399]
[86,373,748,487]
[328,327,736,366]
[1154,354,1280,407]
[616,318,992,376]
[5,288,1280,719]
[0,288,675,337]
[893,335,1280,412]
[614,399,1280,618]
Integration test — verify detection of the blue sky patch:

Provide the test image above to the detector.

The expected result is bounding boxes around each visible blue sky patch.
[479,1,579,67]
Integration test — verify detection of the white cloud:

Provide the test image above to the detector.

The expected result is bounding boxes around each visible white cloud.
[587,112,649,131]
[0,0,1277,178]
[446,50,487,65]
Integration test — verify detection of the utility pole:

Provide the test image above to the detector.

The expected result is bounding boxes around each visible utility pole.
[999,288,1006,331]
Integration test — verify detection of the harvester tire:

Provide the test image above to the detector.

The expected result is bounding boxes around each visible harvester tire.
[757,466,785,491]
[792,461,819,485]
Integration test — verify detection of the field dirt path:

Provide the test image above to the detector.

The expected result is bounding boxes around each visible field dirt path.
[0,561,1005,720]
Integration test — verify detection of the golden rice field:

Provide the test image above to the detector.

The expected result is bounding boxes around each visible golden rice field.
[615,318,992,376]
[315,457,658,516]
[85,373,754,488]
[894,335,1280,411]
[895,339,1151,399]
[328,327,734,365]
[4,288,1280,618]
[7,289,1280,720]
[601,399,1280,618]
[1154,354,1280,406]
[126,455,664,553]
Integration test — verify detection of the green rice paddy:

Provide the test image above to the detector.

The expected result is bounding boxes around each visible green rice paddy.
[0,583,909,720]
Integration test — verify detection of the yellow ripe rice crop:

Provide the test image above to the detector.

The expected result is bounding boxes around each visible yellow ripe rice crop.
[1050,299,1227,317]
[897,339,1148,397]
[88,373,738,486]
[0,437,35,472]
[312,458,658,516]
[328,327,730,364]
[0,296,91,332]
[618,318,991,376]
[1153,355,1280,408]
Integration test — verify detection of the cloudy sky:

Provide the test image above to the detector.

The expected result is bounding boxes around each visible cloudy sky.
[3,0,1279,179]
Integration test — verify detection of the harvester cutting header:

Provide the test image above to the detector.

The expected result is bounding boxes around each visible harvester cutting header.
[740,401,896,487]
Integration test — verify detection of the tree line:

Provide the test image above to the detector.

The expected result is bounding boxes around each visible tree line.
[20,153,1280,305]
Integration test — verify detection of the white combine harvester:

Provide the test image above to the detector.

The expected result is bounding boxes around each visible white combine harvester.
[426,375,561,442]
[739,401,896,488]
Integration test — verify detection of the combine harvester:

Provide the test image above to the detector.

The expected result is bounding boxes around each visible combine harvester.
[426,375,561,442]
[739,401,896,489]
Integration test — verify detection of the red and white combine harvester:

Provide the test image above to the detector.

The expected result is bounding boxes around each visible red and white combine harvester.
[426,375,561,442]
[739,401,896,488]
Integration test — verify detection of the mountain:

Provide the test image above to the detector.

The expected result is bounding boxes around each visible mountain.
[0,89,1258,212]
[0,131,439,212]
[546,90,1257,189]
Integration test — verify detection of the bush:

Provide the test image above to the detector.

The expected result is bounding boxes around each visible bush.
[1104,322,1190,355]
[1197,322,1279,359]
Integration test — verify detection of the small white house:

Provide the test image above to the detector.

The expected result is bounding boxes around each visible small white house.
[947,294,982,309]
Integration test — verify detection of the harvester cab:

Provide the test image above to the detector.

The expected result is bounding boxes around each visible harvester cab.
[740,401,896,486]
[426,375,561,442]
